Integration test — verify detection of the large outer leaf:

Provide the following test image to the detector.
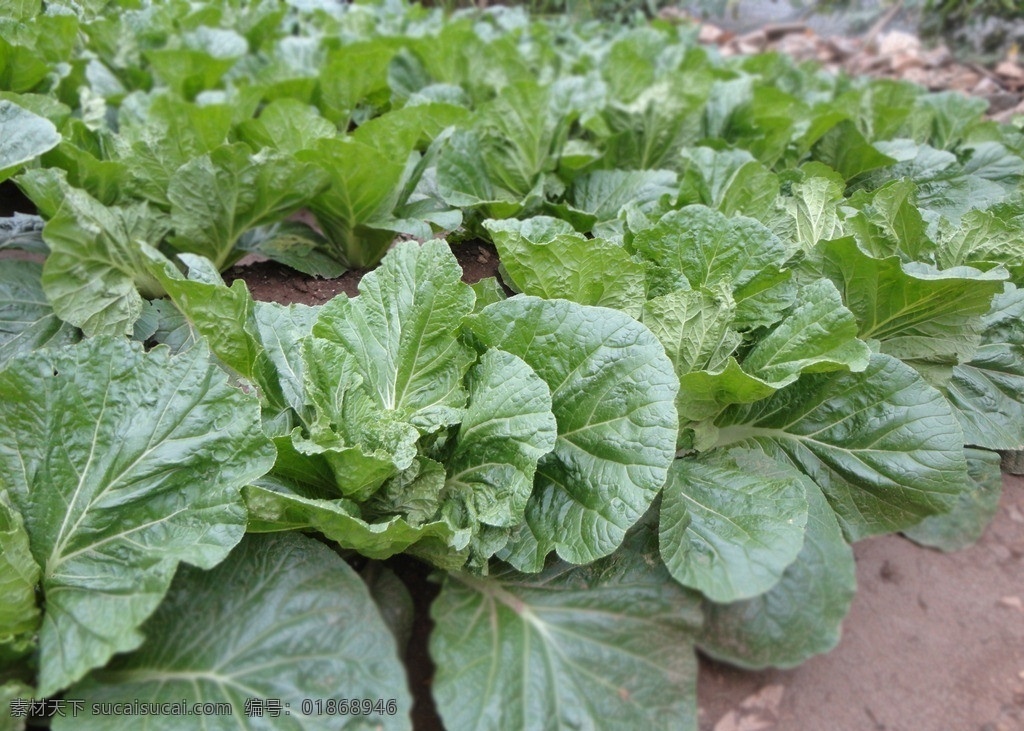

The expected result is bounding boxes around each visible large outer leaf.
[821,237,1005,369]
[0,260,78,367]
[485,217,646,317]
[41,186,170,337]
[468,297,678,570]
[903,448,1003,552]
[945,283,1024,450]
[698,475,856,669]
[430,524,703,731]
[313,240,475,432]
[445,348,557,528]
[716,353,968,541]
[57,533,412,731]
[0,100,59,182]
[0,338,275,695]
[659,451,808,603]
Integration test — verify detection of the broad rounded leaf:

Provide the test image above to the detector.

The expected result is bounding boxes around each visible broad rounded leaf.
[698,476,856,669]
[716,353,968,541]
[468,296,678,569]
[57,533,412,731]
[0,100,60,182]
[446,348,557,528]
[0,338,275,695]
[430,524,703,731]
[659,451,808,603]
[313,240,475,432]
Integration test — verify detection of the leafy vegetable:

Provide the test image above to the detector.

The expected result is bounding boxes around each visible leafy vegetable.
[58,533,412,730]
[312,239,476,432]
[485,216,647,316]
[0,99,60,182]
[0,338,275,695]
[2,0,1021,725]
[468,296,679,570]
[698,473,856,669]
[431,523,703,731]
[0,495,39,661]
[0,260,78,367]
[903,448,1004,552]
[166,143,330,269]
[716,353,969,541]
[944,284,1024,450]
[659,450,809,603]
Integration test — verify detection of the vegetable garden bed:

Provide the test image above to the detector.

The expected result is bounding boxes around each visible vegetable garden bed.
[2,1,1023,730]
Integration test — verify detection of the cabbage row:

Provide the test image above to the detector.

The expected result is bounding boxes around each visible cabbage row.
[2,1,1024,730]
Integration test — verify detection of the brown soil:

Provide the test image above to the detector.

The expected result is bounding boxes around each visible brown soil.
[223,240,501,303]
[698,476,1024,731]
[226,241,1024,731]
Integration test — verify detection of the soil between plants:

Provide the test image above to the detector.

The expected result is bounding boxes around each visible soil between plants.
[226,242,1024,731]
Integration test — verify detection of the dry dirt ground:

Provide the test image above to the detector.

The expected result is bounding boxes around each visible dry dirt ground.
[221,245,1024,731]
[697,475,1024,731]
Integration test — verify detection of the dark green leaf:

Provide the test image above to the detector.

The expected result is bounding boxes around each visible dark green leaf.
[698,474,855,669]
[0,338,275,695]
[903,448,1003,552]
[0,260,78,367]
[468,296,678,569]
[57,533,411,731]
[431,524,703,731]
[716,353,969,541]
[660,450,808,602]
